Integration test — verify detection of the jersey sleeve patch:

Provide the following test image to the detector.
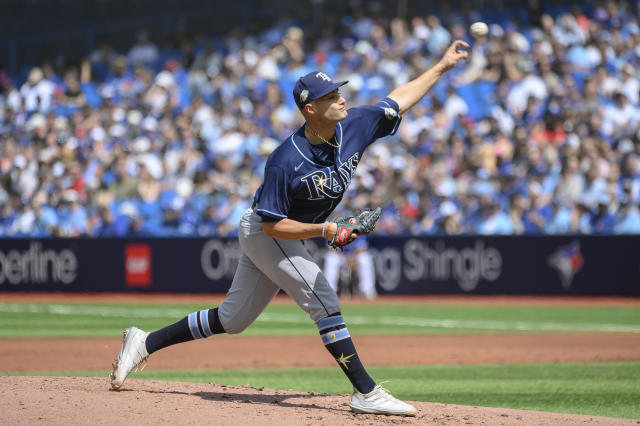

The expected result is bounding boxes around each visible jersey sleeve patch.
[348,97,402,145]
[377,97,402,136]
[382,106,398,119]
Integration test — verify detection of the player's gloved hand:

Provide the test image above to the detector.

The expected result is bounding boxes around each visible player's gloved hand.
[326,207,382,250]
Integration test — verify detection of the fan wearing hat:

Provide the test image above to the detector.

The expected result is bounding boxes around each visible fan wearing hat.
[111,40,469,417]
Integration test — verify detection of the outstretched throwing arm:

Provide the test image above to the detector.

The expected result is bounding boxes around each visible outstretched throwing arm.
[388,40,469,115]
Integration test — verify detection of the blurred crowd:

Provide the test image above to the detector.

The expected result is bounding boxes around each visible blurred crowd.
[1,1,640,237]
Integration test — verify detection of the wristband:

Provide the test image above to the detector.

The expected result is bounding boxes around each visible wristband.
[322,222,328,239]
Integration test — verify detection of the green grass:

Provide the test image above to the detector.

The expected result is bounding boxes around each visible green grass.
[1,302,639,337]
[8,362,640,419]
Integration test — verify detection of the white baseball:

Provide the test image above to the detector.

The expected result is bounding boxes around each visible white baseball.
[470,22,489,39]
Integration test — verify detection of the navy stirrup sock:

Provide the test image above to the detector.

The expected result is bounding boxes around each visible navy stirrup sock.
[317,313,376,394]
[145,307,226,354]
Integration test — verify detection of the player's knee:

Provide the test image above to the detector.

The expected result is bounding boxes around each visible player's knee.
[217,315,251,335]
[223,323,249,335]
[216,306,247,335]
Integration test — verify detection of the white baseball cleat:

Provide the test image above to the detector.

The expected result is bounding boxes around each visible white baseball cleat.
[349,385,417,416]
[109,326,150,390]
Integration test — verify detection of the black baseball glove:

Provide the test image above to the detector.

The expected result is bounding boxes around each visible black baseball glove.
[329,207,382,249]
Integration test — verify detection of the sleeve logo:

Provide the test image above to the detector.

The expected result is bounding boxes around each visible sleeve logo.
[383,107,397,120]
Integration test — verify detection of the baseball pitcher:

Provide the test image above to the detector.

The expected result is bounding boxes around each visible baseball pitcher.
[110,40,469,416]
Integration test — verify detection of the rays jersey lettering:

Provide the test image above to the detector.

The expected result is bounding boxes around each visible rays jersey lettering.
[253,97,402,224]
[300,153,359,200]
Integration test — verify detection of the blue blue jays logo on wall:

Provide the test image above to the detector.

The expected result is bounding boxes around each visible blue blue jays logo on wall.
[547,241,584,289]
[300,153,359,200]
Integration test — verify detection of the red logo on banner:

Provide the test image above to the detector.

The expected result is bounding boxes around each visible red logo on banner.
[125,244,152,287]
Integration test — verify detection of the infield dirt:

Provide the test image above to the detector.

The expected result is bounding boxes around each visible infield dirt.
[2,376,637,425]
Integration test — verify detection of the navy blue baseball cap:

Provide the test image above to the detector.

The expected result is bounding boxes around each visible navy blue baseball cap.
[293,71,348,110]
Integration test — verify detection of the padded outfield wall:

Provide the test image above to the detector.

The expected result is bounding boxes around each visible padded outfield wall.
[0,236,638,295]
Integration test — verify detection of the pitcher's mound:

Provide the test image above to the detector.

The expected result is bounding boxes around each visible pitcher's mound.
[1,376,634,425]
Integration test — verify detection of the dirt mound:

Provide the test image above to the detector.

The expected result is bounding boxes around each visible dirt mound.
[1,376,635,425]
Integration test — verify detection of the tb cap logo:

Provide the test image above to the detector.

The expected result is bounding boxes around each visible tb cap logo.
[293,71,348,110]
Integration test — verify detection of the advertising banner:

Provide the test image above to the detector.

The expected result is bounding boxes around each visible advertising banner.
[367,236,639,295]
[0,236,638,295]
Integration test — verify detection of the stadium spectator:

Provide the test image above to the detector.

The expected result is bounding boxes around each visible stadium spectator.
[1,3,640,237]
[19,67,56,113]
